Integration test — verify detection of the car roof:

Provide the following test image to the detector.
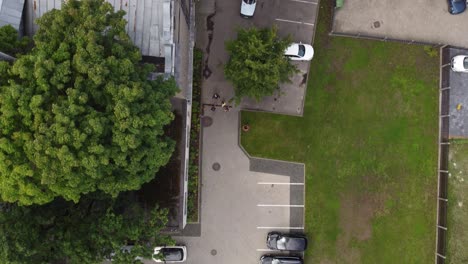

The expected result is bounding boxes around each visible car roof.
[161,247,184,261]
[278,234,307,250]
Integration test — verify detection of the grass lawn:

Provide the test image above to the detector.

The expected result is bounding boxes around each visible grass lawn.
[447,142,468,264]
[240,2,439,263]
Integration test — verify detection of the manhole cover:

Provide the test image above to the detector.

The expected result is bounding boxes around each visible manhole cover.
[201,116,213,127]
[212,162,221,171]
[211,249,217,256]
[373,21,380,28]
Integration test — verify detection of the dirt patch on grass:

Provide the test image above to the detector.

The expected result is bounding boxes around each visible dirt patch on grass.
[335,190,387,264]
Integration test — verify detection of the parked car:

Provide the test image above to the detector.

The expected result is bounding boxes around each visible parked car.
[284,43,314,61]
[448,0,466,14]
[260,255,304,264]
[153,246,187,263]
[451,55,468,72]
[266,232,308,251]
[240,0,256,18]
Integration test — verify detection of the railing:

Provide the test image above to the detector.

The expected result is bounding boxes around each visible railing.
[435,45,452,264]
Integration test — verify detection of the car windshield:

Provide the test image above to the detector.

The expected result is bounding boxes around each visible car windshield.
[464,58,468,69]
[243,0,256,4]
[298,44,305,57]
[161,248,183,261]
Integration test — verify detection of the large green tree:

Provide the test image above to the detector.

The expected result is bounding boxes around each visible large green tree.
[224,27,296,103]
[0,0,177,205]
[0,193,173,264]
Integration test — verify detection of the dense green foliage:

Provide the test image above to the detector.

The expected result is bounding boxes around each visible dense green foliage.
[187,48,202,222]
[0,25,30,56]
[0,193,173,264]
[0,0,177,205]
[224,27,296,103]
[241,1,439,263]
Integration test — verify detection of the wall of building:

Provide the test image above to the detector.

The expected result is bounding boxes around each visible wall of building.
[173,0,194,229]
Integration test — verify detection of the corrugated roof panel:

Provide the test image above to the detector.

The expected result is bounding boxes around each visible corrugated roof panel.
[121,0,129,31]
[47,0,54,11]
[38,0,45,18]
[148,0,159,57]
[133,0,144,52]
[55,0,62,10]
[4,7,21,18]
[0,0,25,31]
[140,0,152,56]
[126,0,136,40]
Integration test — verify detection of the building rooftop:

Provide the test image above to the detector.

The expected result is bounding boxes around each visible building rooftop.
[0,0,25,32]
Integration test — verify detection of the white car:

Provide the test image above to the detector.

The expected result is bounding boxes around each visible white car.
[240,0,256,18]
[284,43,314,61]
[153,246,187,263]
[451,55,468,72]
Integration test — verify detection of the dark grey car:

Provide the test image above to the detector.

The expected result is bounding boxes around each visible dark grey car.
[260,255,303,264]
[448,0,466,14]
[266,232,308,251]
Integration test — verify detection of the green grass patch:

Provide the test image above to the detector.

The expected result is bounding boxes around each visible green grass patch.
[240,1,439,263]
[447,141,468,264]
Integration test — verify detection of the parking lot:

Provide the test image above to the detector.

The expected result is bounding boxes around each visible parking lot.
[445,47,468,137]
[242,0,318,115]
[175,109,305,264]
[333,0,468,47]
[200,0,319,116]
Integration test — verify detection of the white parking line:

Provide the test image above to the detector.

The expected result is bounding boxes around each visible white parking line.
[257,182,304,185]
[257,226,304,230]
[275,18,314,27]
[257,204,304,207]
[256,249,277,252]
[289,0,318,4]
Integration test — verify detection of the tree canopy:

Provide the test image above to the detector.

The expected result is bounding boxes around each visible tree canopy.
[0,25,30,56]
[224,27,297,103]
[0,193,173,264]
[0,0,178,205]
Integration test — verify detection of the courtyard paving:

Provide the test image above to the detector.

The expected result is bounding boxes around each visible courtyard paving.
[333,0,468,47]
[170,0,319,262]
